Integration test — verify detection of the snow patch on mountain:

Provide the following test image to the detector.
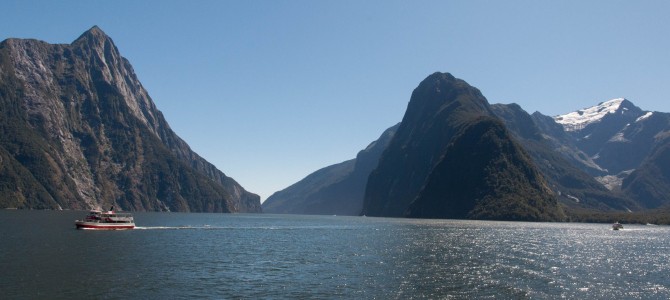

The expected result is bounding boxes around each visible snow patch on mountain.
[554,98,626,132]
[636,111,653,122]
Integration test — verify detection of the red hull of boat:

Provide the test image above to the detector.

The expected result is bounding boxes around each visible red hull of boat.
[75,223,135,230]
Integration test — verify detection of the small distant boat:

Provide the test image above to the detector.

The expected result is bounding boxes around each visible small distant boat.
[75,207,135,230]
[612,222,623,230]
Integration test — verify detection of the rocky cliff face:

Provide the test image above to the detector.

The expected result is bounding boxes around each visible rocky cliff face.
[262,124,399,215]
[263,71,669,219]
[362,72,563,220]
[405,117,564,221]
[532,99,670,209]
[362,73,493,217]
[621,118,670,209]
[555,99,648,175]
[622,132,670,209]
[0,26,261,212]
[492,104,638,212]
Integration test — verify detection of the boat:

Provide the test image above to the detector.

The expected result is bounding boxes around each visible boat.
[75,207,135,230]
[612,222,623,230]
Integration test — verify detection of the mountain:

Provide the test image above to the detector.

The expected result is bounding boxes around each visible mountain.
[621,120,670,208]
[0,26,261,212]
[405,116,564,221]
[262,124,399,215]
[492,103,638,213]
[553,98,639,132]
[554,98,649,174]
[531,111,605,176]
[263,71,669,220]
[362,72,564,220]
[547,98,670,209]
[362,73,492,217]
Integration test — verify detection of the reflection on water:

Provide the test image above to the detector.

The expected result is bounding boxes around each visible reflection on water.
[1,210,669,299]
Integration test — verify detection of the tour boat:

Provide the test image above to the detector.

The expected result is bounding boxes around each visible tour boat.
[75,207,135,230]
[612,222,623,230]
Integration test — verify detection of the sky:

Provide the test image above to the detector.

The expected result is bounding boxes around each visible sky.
[3,1,669,202]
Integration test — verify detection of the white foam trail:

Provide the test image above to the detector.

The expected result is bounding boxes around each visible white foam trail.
[132,225,352,230]
[134,226,208,230]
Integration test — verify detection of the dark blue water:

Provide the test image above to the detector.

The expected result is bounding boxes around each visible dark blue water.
[1,210,669,299]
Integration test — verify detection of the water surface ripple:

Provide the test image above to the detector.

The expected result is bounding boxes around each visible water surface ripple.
[1,211,668,299]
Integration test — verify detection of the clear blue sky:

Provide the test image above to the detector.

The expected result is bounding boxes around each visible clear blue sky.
[3,1,669,201]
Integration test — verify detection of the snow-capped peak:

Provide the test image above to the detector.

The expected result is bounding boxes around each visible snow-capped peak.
[554,98,626,132]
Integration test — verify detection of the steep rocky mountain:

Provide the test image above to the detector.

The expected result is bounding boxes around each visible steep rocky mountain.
[265,71,668,219]
[554,99,650,174]
[531,111,605,176]
[538,99,670,208]
[362,72,564,220]
[0,26,261,212]
[262,124,399,215]
[492,104,638,212]
[405,116,564,221]
[620,120,670,208]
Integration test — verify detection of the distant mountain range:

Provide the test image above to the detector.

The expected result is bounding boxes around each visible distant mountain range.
[262,124,399,215]
[264,73,670,221]
[0,26,261,212]
[3,27,668,219]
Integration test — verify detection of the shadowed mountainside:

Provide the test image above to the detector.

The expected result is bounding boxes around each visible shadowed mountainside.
[0,26,260,212]
[362,72,564,220]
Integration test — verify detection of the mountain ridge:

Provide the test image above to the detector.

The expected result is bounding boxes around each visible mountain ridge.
[545,98,670,193]
[554,98,633,131]
[0,26,260,212]
[6,27,667,219]
[262,124,399,215]
[265,75,669,221]
[362,72,564,220]
[405,116,564,221]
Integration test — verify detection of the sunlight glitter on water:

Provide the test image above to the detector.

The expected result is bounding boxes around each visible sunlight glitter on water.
[2,211,669,299]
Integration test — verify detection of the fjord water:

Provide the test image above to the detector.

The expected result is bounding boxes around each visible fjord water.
[1,211,669,299]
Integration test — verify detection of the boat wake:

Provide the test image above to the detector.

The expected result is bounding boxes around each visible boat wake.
[134,226,218,230]
[134,225,353,230]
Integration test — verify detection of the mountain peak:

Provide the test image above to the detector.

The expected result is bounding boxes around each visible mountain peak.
[87,25,104,34]
[553,98,642,132]
[405,72,492,125]
[0,27,261,212]
[73,25,112,45]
